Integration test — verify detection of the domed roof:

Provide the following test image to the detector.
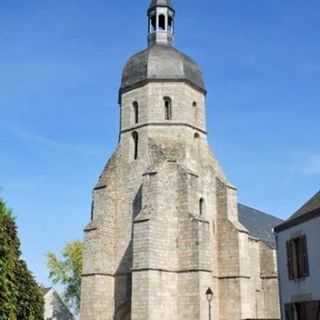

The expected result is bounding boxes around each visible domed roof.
[149,0,173,10]
[121,44,206,93]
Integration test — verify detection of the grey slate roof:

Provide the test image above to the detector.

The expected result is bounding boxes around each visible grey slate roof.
[238,203,283,248]
[290,191,320,220]
[121,44,206,93]
[274,190,320,232]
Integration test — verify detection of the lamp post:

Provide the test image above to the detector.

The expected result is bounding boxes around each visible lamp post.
[256,289,261,319]
[206,287,213,320]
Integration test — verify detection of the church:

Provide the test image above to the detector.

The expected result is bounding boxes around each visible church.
[80,1,281,319]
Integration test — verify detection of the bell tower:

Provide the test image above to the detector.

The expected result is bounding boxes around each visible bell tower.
[80,1,281,320]
[148,0,175,46]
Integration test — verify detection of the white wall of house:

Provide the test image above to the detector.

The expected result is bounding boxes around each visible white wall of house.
[44,288,74,320]
[276,215,320,316]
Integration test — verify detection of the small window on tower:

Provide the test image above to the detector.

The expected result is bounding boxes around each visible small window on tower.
[132,131,139,160]
[164,97,172,120]
[159,14,166,31]
[168,16,173,32]
[193,101,197,107]
[199,198,205,216]
[133,102,139,124]
[90,201,95,221]
[151,15,156,32]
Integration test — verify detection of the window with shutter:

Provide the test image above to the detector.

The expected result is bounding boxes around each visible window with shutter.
[296,302,308,320]
[287,240,295,280]
[306,301,320,320]
[297,236,305,277]
[285,303,295,320]
[302,235,310,277]
[287,235,310,280]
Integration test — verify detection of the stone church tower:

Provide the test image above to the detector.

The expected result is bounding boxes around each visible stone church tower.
[80,1,281,320]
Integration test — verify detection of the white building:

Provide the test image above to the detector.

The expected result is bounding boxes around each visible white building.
[275,191,320,320]
[43,287,75,320]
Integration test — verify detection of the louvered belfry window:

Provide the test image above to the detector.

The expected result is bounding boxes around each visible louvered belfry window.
[287,235,309,280]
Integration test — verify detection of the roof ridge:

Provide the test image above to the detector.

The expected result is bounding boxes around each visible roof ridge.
[290,190,320,219]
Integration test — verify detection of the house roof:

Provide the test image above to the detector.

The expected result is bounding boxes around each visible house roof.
[274,190,320,233]
[238,203,283,248]
[290,191,320,220]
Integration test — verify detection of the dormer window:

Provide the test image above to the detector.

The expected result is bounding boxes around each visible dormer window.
[164,97,172,120]
[133,102,139,124]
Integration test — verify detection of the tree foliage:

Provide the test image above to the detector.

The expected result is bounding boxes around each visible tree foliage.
[47,241,83,314]
[15,260,44,320]
[0,198,44,320]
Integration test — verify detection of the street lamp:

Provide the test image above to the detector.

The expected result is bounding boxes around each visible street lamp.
[256,289,261,318]
[206,287,213,320]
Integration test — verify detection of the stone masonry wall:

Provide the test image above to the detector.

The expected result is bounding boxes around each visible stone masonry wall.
[80,81,280,320]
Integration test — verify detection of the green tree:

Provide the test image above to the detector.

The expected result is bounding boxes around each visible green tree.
[47,241,83,314]
[0,199,19,320]
[15,260,44,320]
[0,198,44,320]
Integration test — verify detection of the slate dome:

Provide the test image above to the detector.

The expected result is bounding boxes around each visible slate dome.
[149,0,173,10]
[121,44,206,93]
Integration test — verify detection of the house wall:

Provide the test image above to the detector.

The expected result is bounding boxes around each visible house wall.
[44,289,74,320]
[276,215,320,317]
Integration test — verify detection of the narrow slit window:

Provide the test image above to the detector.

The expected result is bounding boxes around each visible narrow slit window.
[133,102,139,124]
[199,198,205,216]
[164,97,172,120]
[132,131,139,160]
[159,14,166,31]
[90,201,94,221]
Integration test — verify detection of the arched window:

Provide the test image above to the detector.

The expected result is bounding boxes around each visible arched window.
[164,97,172,120]
[193,101,197,107]
[150,14,156,32]
[159,14,166,31]
[194,132,200,140]
[168,16,173,32]
[199,198,205,216]
[132,131,139,160]
[133,102,139,124]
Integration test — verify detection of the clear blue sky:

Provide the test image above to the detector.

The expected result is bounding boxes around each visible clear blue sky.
[0,0,319,286]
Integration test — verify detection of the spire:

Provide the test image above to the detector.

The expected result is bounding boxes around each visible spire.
[147,0,175,46]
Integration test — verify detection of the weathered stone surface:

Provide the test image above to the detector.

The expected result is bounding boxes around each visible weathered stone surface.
[80,1,280,319]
